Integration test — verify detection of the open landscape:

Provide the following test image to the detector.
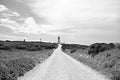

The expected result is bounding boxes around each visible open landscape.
[0,0,120,80]
[0,41,57,80]
[0,41,120,80]
[62,43,120,80]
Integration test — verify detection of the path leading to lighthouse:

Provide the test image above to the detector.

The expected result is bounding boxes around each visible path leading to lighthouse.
[18,45,109,80]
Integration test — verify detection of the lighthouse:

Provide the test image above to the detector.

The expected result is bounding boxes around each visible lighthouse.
[58,36,60,44]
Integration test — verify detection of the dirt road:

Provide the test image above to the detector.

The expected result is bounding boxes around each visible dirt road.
[18,45,109,80]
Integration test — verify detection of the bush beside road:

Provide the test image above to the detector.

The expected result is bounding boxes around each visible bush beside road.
[62,43,120,80]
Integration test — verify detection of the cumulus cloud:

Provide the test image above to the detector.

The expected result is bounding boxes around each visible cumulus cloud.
[0,4,64,35]
[0,4,8,12]
[0,17,40,34]
[20,0,120,36]
[0,4,20,17]
[0,4,42,34]
[1,1,120,36]
[19,17,41,34]
[26,0,120,25]
[0,17,70,35]
[0,18,19,30]
[0,1,120,44]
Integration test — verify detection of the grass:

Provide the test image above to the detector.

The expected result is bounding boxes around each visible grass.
[0,41,57,51]
[94,49,120,80]
[1,41,120,80]
[0,50,54,80]
[0,41,57,80]
[62,43,120,80]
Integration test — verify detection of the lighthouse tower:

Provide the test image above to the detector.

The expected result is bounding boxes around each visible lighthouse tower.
[58,36,60,44]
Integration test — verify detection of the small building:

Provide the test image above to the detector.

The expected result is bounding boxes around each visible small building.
[58,36,60,44]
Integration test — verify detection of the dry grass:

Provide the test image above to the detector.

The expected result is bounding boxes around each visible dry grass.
[0,41,56,80]
[64,48,120,80]
[0,50,54,80]
[62,43,120,80]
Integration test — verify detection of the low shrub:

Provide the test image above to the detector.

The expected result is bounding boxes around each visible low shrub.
[0,41,57,51]
[62,44,88,50]
[0,57,36,80]
[111,71,120,80]
[0,44,11,50]
[88,43,115,57]
[14,45,26,50]
[115,43,120,50]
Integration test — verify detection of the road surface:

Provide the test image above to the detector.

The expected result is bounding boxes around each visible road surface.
[18,45,109,80]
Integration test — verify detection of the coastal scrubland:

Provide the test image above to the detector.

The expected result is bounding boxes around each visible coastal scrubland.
[0,41,57,80]
[62,43,120,80]
[0,40,120,80]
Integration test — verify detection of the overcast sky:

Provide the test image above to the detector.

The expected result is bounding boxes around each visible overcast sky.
[0,0,120,45]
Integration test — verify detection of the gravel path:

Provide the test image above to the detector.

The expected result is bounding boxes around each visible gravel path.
[18,45,109,80]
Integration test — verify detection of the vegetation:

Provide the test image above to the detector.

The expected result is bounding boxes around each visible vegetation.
[0,58,35,80]
[62,42,120,80]
[0,41,57,80]
[88,43,115,57]
[0,41,57,51]
[62,43,88,53]
[94,49,120,80]
[1,41,120,80]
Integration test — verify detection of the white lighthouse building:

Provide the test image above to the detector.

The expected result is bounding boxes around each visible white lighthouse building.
[58,36,60,44]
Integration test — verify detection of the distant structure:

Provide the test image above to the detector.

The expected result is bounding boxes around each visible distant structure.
[40,38,41,42]
[58,36,61,44]
[23,39,26,42]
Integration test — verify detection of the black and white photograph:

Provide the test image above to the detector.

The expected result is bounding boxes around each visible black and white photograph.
[0,0,120,80]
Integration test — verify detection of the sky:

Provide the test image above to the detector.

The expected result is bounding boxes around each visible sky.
[0,0,120,45]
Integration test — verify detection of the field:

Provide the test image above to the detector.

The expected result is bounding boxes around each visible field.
[62,43,120,80]
[0,41,120,80]
[0,41,57,80]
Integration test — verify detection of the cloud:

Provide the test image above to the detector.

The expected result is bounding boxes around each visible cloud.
[19,0,120,36]
[0,4,8,12]
[1,1,120,36]
[39,24,73,34]
[26,0,120,25]
[2,0,120,36]
[0,34,27,41]
[0,18,19,30]
[0,1,120,44]
[19,17,41,34]
[0,17,40,34]
[0,17,71,35]
[0,4,67,35]
[0,11,20,17]
[0,4,20,17]
[0,5,41,34]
